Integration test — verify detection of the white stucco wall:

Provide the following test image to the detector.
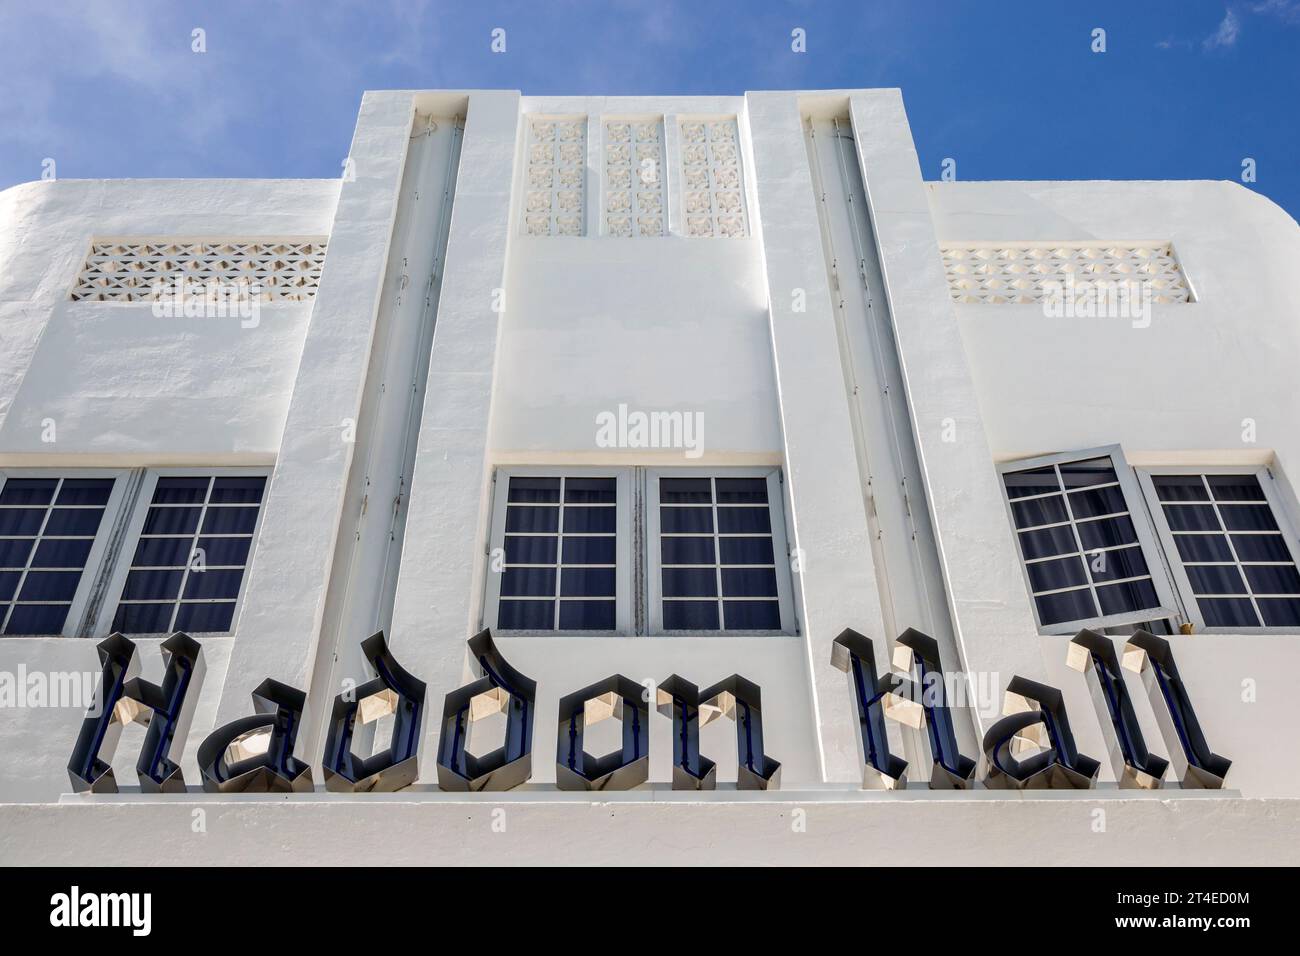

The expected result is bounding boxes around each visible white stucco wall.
[0,178,339,459]
[929,180,1300,465]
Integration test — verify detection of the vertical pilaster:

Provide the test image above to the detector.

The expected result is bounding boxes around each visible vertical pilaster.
[384,91,522,780]
[746,92,890,781]
[848,90,1043,710]
[215,92,416,726]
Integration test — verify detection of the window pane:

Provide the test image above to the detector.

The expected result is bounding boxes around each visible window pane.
[1096,579,1160,616]
[562,506,616,534]
[0,539,35,568]
[720,567,778,597]
[1086,545,1150,584]
[718,537,775,565]
[659,478,712,503]
[133,537,193,567]
[1034,588,1097,626]
[1017,525,1077,560]
[112,602,174,634]
[31,539,93,569]
[1026,555,1087,592]
[196,536,253,567]
[17,571,81,602]
[663,600,719,630]
[559,600,615,630]
[661,536,715,565]
[505,536,558,565]
[141,507,201,536]
[1258,598,1300,627]
[564,477,616,503]
[1173,534,1234,563]
[497,600,554,630]
[0,509,46,535]
[174,602,236,633]
[209,476,266,504]
[501,567,556,597]
[55,478,114,506]
[661,507,712,534]
[560,567,615,598]
[0,571,18,601]
[0,479,57,506]
[122,569,184,601]
[1198,598,1258,628]
[1243,565,1300,595]
[5,604,71,635]
[1067,485,1127,519]
[662,568,717,598]
[1207,475,1265,501]
[1003,467,1058,499]
[183,569,247,600]
[562,536,615,565]
[717,507,771,534]
[1219,505,1278,532]
[43,508,105,536]
[152,477,210,504]
[201,506,259,535]
[1186,565,1247,596]
[1010,495,1067,529]
[507,477,560,503]
[1076,515,1139,551]
[505,506,558,533]
[1058,458,1118,489]
[723,601,781,629]
[1229,534,1292,562]
[715,478,768,503]
[1153,476,1208,502]
[1161,505,1220,532]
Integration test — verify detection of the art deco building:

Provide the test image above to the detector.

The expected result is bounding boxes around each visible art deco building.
[1,89,1297,864]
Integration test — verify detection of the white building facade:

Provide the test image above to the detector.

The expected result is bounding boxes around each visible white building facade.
[1,88,1298,865]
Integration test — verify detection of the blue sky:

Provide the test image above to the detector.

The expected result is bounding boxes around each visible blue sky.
[1,0,1297,220]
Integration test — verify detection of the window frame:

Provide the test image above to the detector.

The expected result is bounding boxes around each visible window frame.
[0,468,131,638]
[997,445,1181,635]
[93,466,270,637]
[1135,464,1300,634]
[646,466,795,636]
[482,466,634,636]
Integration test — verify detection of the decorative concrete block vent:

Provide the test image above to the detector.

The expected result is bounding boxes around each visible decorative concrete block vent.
[523,116,587,237]
[680,118,748,238]
[603,118,665,237]
[68,240,328,302]
[940,244,1192,304]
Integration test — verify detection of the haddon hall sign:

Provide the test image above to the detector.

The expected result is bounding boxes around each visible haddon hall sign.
[67,626,1230,794]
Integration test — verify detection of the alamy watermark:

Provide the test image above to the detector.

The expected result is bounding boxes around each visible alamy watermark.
[150,275,263,328]
[595,403,704,458]
[1042,275,1153,328]
[0,666,99,712]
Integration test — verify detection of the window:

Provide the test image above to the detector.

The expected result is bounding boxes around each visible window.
[0,473,121,636]
[648,472,793,632]
[484,470,632,633]
[999,448,1176,633]
[103,472,267,635]
[1137,468,1300,630]
[482,467,793,635]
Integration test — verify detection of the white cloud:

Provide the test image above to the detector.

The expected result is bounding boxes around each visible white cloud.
[1203,8,1241,49]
